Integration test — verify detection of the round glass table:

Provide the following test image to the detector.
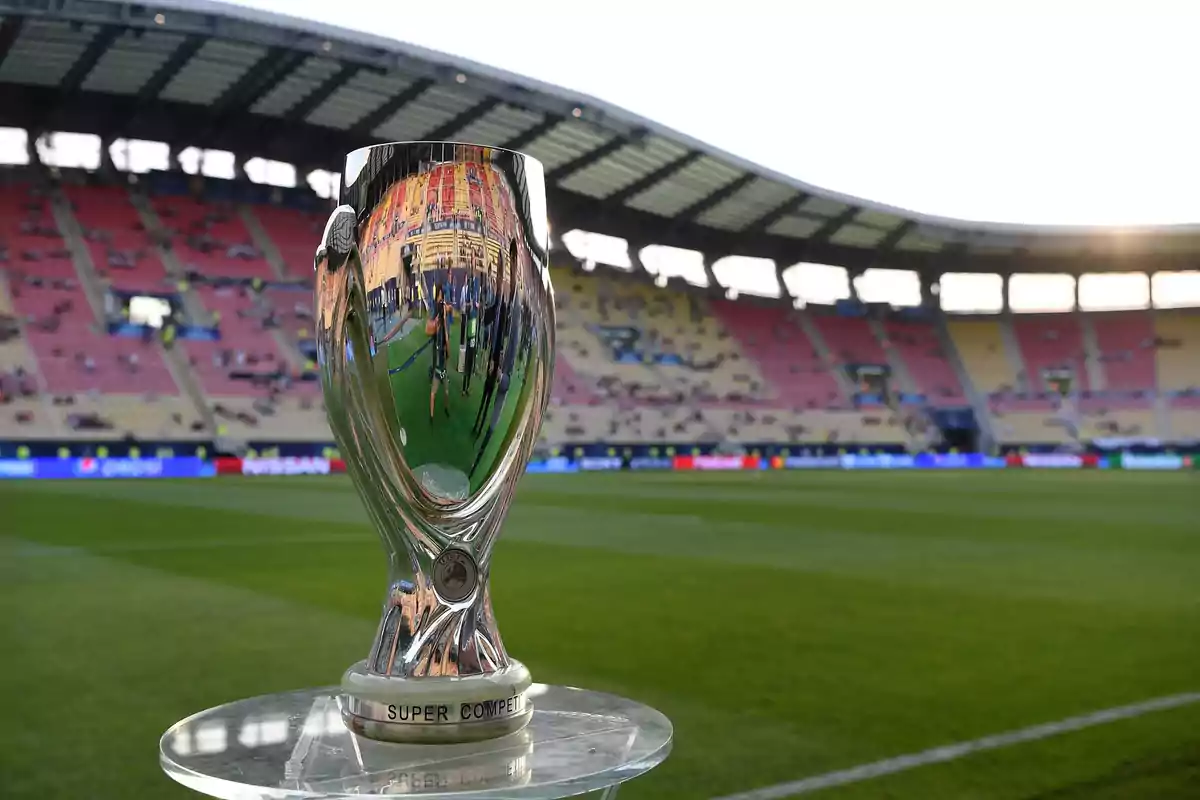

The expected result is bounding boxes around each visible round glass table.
[160,683,672,799]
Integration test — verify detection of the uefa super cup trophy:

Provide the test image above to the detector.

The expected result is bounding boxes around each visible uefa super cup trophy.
[314,142,555,744]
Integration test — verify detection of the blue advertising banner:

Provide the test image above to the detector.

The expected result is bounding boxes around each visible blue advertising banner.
[0,457,214,480]
[629,457,673,471]
[912,453,1006,469]
[107,321,222,341]
[839,454,916,470]
[525,457,579,474]
[783,453,1002,470]
[1119,453,1185,471]
[579,457,624,472]
[784,456,842,469]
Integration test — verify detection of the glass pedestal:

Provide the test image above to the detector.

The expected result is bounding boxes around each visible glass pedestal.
[160,683,672,799]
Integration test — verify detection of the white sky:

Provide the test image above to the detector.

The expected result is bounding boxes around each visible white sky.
[231,0,1200,228]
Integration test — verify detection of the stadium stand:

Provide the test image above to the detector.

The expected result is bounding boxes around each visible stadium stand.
[712,303,844,408]
[263,285,317,352]
[0,270,48,437]
[186,284,284,395]
[989,407,1073,446]
[1167,401,1200,440]
[879,318,966,404]
[1077,395,1157,442]
[551,268,768,406]
[811,314,887,370]
[1011,315,1089,393]
[1090,311,1158,392]
[63,184,168,292]
[14,172,1200,455]
[7,171,1200,454]
[1154,311,1200,392]
[947,318,1020,394]
[152,195,273,280]
[252,205,325,278]
[3,155,1200,457]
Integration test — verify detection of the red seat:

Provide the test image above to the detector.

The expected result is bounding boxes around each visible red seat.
[710,302,842,408]
[152,196,273,279]
[64,185,169,292]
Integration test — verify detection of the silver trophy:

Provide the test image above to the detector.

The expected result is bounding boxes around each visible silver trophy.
[314,142,554,744]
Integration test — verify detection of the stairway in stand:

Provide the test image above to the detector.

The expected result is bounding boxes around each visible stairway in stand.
[48,187,109,322]
[867,317,917,395]
[795,312,857,402]
[127,189,210,326]
[998,314,1030,392]
[1077,312,1106,391]
[0,270,63,437]
[240,206,289,281]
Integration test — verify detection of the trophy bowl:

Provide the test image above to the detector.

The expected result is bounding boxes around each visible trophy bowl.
[314,142,555,744]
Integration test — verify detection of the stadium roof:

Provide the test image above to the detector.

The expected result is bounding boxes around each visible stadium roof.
[2,0,1199,277]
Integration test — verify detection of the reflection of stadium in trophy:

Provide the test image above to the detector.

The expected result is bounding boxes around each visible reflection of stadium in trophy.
[343,147,541,506]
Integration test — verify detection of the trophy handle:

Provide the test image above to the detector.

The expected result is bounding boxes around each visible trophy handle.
[316,206,454,561]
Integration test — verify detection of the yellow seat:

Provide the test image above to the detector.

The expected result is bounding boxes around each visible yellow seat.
[209,396,331,442]
[948,319,1017,393]
[991,412,1073,445]
[61,395,207,441]
[1154,312,1200,391]
[1168,408,1200,440]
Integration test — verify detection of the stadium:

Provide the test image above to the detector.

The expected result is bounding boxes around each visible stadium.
[1,2,1197,799]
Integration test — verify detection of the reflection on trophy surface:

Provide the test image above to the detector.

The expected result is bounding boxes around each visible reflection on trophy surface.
[314,142,554,743]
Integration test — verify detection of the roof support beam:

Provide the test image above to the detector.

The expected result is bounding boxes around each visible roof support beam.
[677,173,756,222]
[606,151,702,205]
[136,34,204,103]
[36,24,122,130]
[808,206,861,244]
[421,96,500,142]
[0,81,1050,277]
[878,220,916,252]
[285,63,360,122]
[545,135,628,184]
[744,192,809,235]
[201,47,309,147]
[501,116,558,151]
[211,47,307,117]
[0,15,23,62]
[123,33,206,138]
[0,16,23,71]
[60,25,121,93]
[347,77,434,140]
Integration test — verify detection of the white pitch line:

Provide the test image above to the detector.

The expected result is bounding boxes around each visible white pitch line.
[711,691,1200,800]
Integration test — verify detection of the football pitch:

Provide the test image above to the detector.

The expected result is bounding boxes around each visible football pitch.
[2,470,1198,799]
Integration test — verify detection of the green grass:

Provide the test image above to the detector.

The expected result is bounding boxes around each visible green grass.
[1,471,1198,799]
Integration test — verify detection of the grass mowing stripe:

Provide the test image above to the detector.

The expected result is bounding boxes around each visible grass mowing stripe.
[711,692,1200,800]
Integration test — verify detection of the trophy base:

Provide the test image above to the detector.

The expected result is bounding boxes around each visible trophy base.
[160,683,673,799]
[340,660,533,744]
